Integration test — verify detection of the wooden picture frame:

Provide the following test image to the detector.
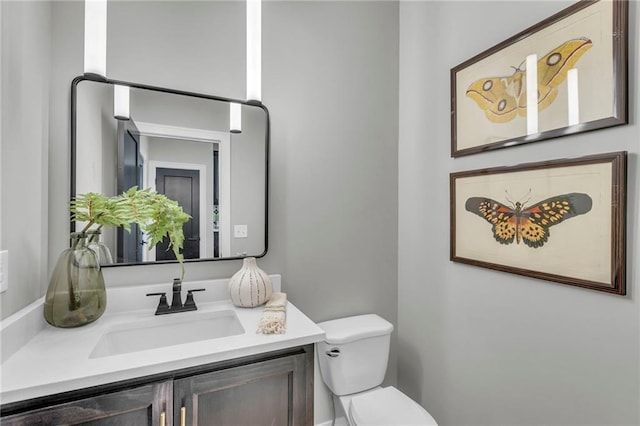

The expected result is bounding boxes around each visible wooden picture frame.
[450,151,626,295]
[451,0,628,157]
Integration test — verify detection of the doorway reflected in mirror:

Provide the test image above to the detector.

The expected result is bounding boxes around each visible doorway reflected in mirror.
[71,75,268,265]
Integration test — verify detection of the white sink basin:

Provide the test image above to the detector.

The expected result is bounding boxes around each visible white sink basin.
[90,310,244,358]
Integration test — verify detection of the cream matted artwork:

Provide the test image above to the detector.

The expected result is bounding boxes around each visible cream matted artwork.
[450,151,626,295]
[451,0,627,157]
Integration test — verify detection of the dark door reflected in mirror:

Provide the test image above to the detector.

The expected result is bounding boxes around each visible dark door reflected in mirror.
[71,76,268,265]
[156,167,201,260]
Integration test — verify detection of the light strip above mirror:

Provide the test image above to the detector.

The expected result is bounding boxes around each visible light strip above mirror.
[113,85,130,120]
[230,103,242,133]
[246,0,261,103]
[84,0,107,77]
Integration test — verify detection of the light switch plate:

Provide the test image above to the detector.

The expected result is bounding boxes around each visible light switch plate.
[0,250,8,293]
[234,225,248,238]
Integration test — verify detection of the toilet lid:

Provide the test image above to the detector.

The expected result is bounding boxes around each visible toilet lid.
[349,387,437,426]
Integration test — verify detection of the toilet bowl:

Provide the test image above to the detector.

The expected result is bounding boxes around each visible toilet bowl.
[344,386,437,425]
[317,314,437,426]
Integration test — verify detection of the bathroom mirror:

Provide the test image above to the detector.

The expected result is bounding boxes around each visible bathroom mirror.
[71,75,268,265]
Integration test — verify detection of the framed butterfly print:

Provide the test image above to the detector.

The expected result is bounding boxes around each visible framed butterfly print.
[451,0,628,157]
[450,151,626,295]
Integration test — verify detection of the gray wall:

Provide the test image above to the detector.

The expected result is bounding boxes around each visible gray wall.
[1,1,52,319]
[230,106,266,257]
[131,89,228,130]
[4,1,638,425]
[262,4,399,420]
[398,1,640,425]
[76,81,117,198]
[1,1,399,424]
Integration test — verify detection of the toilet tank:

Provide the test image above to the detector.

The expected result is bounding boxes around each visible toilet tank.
[316,314,393,396]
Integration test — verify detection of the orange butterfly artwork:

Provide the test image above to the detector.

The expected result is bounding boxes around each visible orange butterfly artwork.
[465,192,592,248]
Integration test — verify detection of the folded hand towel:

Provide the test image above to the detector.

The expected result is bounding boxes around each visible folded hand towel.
[257,292,287,334]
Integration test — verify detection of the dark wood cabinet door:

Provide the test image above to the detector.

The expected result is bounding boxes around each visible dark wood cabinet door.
[174,351,312,426]
[1,346,314,426]
[1,380,172,426]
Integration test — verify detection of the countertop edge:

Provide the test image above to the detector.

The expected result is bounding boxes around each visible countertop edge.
[0,275,326,406]
[0,330,325,407]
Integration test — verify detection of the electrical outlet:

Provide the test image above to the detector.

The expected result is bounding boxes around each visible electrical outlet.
[234,225,248,239]
[0,250,8,293]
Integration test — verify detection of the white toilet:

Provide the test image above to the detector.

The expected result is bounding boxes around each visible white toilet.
[317,314,437,426]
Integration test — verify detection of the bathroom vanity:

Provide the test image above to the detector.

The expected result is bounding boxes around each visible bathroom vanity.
[2,345,313,425]
[0,275,324,425]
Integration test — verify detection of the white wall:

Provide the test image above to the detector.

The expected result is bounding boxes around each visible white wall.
[398,1,640,425]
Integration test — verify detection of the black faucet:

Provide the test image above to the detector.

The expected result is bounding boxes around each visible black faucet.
[146,279,206,315]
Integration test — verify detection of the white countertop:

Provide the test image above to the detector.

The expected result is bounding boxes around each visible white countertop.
[0,275,325,405]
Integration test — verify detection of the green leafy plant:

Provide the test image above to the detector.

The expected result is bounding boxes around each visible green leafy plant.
[71,186,191,279]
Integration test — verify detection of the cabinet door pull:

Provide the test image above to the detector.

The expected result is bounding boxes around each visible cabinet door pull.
[180,406,186,426]
[159,411,166,426]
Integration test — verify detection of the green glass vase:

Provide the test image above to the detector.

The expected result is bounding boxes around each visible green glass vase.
[87,229,114,265]
[44,232,107,328]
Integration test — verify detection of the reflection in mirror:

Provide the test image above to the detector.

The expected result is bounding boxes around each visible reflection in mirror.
[72,76,268,265]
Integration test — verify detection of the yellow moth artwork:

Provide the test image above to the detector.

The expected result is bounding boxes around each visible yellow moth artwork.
[466,38,592,123]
